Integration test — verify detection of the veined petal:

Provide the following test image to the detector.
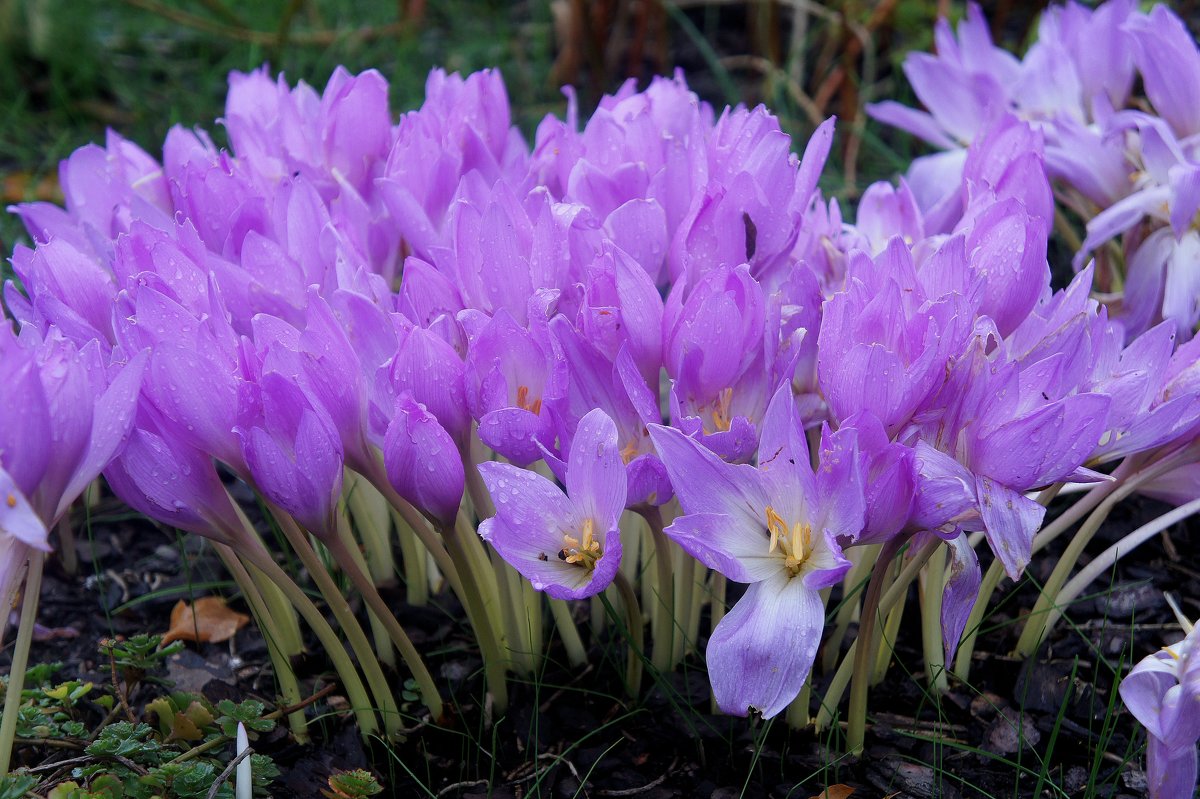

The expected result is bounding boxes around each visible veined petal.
[976,475,1045,580]
[941,534,981,666]
[648,423,766,528]
[706,570,825,719]
[662,511,778,583]
[566,409,627,526]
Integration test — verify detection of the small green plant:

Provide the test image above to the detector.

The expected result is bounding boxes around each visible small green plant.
[5,635,282,798]
[322,769,384,799]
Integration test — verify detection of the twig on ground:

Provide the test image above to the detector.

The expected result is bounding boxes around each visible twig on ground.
[596,757,678,795]
[205,745,253,799]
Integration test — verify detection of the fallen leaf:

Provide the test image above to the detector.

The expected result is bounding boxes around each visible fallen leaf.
[809,786,855,799]
[161,597,250,645]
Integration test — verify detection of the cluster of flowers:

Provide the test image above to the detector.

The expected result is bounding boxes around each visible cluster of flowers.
[1,0,1198,789]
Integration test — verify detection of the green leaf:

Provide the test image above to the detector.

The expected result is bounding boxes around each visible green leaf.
[215,699,274,737]
[86,722,163,767]
[0,774,39,799]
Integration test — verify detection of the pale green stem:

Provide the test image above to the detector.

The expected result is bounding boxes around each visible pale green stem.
[709,571,726,717]
[336,503,395,668]
[360,454,463,598]
[391,507,429,606]
[847,536,905,753]
[266,509,404,737]
[819,538,937,735]
[491,553,529,674]
[785,678,811,730]
[214,545,307,741]
[231,541,379,739]
[637,505,675,674]
[321,532,446,723]
[1042,497,1200,643]
[229,499,302,653]
[686,556,705,657]
[823,543,879,673]
[1014,457,1177,658]
[920,543,948,694]
[953,479,1105,681]
[871,579,906,686]
[671,545,693,666]
[549,599,587,667]
[345,470,396,585]
[611,572,645,697]
[439,516,509,714]
[0,551,43,776]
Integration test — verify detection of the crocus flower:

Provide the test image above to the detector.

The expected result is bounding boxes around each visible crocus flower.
[478,409,626,599]
[649,385,866,717]
[1120,622,1200,799]
[384,393,465,526]
[0,467,51,636]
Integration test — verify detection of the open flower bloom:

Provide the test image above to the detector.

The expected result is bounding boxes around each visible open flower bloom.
[1120,622,1200,799]
[478,409,626,599]
[649,385,867,717]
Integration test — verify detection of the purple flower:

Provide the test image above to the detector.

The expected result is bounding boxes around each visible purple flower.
[649,385,866,717]
[1120,622,1200,799]
[664,264,771,462]
[478,409,626,599]
[384,393,465,525]
[0,467,50,638]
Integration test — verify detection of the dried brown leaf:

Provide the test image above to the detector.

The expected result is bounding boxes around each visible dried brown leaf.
[161,597,249,645]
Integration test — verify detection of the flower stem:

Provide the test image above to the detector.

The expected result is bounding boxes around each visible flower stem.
[549,598,587,667]
[439,516,509,715]
[637,506,675,674]
[213,545,307,742]
[920,543,948,694]
[818,537,937,735]
[0,551,42,776]
[610,572,645,697]
[847,536,905,753]
[264,510,403,737]
[1013,457,1176,658]
[1042,496,1200,642]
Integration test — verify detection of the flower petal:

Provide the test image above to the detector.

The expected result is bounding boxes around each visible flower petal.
[706,570,825,718]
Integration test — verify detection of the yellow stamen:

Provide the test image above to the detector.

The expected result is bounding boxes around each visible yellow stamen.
[558,518,602,570]
[710,387,735,433]
[5,493,15,509]
[764,505,814,577]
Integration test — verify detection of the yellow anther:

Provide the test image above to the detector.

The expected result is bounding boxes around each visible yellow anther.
[558,518,602,570]
[710,387,735,433]
[764,505,813,577]
[5,493,15,509]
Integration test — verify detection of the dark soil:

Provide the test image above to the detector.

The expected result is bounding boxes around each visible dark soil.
[5,485,1193,799]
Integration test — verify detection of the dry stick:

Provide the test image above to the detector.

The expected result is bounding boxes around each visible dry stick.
[1043,497,1200,643]
[206,746,252,799]
[0,551,44,776]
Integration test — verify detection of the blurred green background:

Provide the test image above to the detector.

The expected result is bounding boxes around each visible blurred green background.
[0,0,1051,251]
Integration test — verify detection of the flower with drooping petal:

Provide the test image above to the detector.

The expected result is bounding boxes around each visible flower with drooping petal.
[649,385,867,717]
[478,409,626,600]
[1120,621,1200,799]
